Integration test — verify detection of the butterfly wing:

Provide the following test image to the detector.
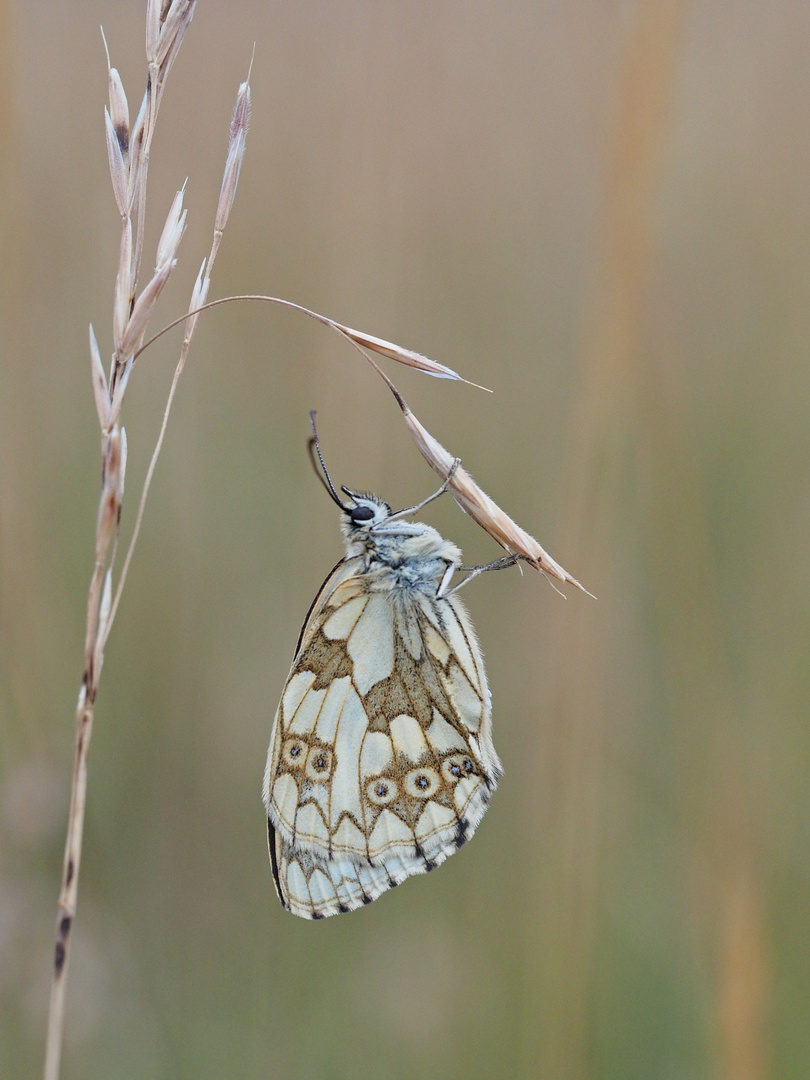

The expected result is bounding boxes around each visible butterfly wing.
[264,565,501,919]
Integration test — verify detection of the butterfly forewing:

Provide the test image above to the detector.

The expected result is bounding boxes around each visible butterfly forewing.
[264,494,502,919]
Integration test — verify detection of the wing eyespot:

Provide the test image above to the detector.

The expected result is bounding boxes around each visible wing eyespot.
[365,777,399,807]
[441,754,476,784]
[282,739,308,770]
[305,745,334,781]
[403,767,441,799]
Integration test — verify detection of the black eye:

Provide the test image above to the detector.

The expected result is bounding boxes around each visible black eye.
[350,505,375,523]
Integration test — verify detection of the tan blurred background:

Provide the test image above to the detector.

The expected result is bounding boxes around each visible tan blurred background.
[2,1,810,1077]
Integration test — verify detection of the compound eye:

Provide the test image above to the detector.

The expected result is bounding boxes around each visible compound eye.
[350,504,375,524]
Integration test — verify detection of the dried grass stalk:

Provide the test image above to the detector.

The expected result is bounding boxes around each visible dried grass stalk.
[44,5,251,1078]
[333,323,491,389]
[401,405,592,594]
[337,335,593,596]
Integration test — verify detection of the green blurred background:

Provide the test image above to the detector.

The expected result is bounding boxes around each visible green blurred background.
[2,1,809,1077]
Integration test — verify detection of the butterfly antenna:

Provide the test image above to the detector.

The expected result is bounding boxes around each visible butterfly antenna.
[308,410,347,510]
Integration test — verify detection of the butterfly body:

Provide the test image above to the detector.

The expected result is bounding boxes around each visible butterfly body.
[264,490,502,919]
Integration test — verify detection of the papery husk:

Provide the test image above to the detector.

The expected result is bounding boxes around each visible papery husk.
[401,403,593,596]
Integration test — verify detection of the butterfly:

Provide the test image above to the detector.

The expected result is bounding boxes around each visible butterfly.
[263,419,517,918]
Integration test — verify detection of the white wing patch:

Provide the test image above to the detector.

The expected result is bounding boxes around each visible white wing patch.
[264,513,503,920]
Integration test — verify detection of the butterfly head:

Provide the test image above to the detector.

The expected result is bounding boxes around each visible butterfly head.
[340,489,392,530]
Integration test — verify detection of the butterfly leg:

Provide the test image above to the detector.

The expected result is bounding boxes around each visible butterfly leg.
[387,458,462,521]
[446,554,523,595]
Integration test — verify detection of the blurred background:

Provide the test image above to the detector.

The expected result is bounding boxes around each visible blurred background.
[2,1,809,1077]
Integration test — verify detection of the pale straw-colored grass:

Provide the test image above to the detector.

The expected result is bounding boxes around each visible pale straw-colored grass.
[44,3,247,1077]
